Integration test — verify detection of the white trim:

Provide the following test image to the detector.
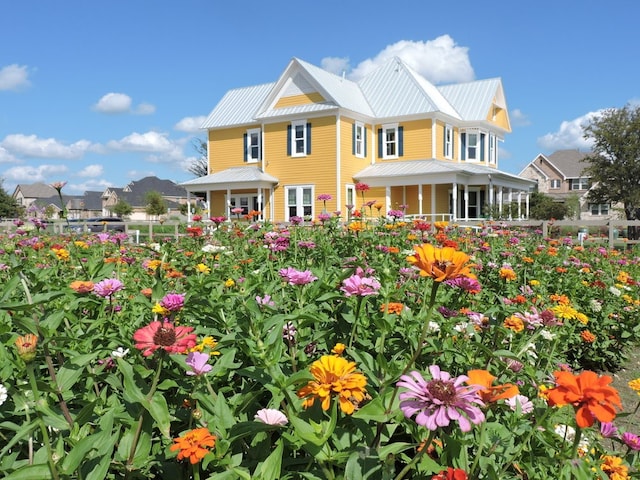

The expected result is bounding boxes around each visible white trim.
[291,119,307,157]
[382,123,399,159]
[246,127,261,163]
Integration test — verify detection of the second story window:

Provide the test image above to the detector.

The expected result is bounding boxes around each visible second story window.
[444,125,453,159]
[353,122,366,158]
[466,133,478,160]
[287,121,311,157]
[570,178,590,190]
[550,179,561,189]
[245,128,261,163]
[378,124,403,159]
[488,134,496,164]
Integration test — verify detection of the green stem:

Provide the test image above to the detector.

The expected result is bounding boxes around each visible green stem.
[192,462,201,480]
[348,296,366,350]
[394,430,435,480]
[469,420,488,476]
[126,354,164,470]
[27,363,60,480]
[570,424,582,459]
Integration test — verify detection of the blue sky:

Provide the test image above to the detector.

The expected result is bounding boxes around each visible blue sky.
[1,0,638,195]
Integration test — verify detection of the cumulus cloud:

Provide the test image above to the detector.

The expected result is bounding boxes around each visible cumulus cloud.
[76,164,104,178]
[2,164,68,183]
[510,109,531,127]
[93,93,155,115]
[321,57,351,77]
[1,134,91,159]
[65,178,113,194]
[342,37,474,84]
[0,64,31,91]
[106,131,184,164]
[175,116,207,133]
[0,146,18,164]
[537,111,600,151]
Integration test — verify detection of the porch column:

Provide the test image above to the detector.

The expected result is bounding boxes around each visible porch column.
[226,188,231,220]
[258,188,263,221]
[517,192,522,219]
[488,177,494,218]
[418,184,423,216]
[498,186,503,216]
[508,189,513,220]
[525,192,530,219]
[186,191,192,222]
[385,186,391,214]
[452,182,458,222]
[431,185,436,221]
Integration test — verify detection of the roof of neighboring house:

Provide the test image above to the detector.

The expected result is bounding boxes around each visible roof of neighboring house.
[520,150,589,179]
[13,182,57,198]
[82,191,104,210]
[201,56,506,130]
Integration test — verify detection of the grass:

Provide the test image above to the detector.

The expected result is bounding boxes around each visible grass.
[608,346,640,432]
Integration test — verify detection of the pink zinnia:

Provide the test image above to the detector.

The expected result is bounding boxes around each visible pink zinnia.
[160,293,186,312]
[340,270,381,297]
[185,352,212,376]
[133,321,197,357]
[93,278,125,298]
[278,267,317,285]
[622,432,640,450]
[254,408,288,426]
[397,365,485,432]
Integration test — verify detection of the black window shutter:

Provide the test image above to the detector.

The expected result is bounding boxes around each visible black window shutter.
[287,125,292,156]
[306,122,311,155]
[398,126,404,157]
[352,124,356,155]
[377,128,383,158]
[443,125,446,156]
[363,127,367,157]
[480,133,485,161]
[259,131,262,160]
[243,133,248,162]
[461,133,466,160]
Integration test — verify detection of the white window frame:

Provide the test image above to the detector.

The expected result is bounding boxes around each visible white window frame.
[444,125,453,159]
[488,133,496,164]
[382,123,398,159]
[550,179,561,189]
[571,178,590,190]
[345,184,356,213]
[590,203,609,215]
[355,122,365,158]
[227,195,259,216]
[246,128,261,163]
[285,185,314,220]
[291,120,307,157]
[466,132,479,161]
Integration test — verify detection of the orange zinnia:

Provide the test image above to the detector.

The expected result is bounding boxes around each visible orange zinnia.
[15,333,38,362]
[70,280,95,293]
[297,355,368,414]
[467,369,519,403]
[406,243,476,282]
[170,427,216,464]
[546,370,622,428]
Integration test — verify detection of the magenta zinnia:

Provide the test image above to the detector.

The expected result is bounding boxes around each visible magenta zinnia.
[397,365,485,432]
[133,321,197,357]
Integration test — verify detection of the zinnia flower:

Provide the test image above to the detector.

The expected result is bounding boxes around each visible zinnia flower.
[628,378,640,394]
[340,269,381,297]
[254,408,288,426]
[406,244,476,282]
[160,293,186,312]
[278,267,318,285]
[185,352,212,376]
[133,321,197,357]
[546,370,622,428]
[15,333,38,362]
[466,369,519,403]
[70,280,95,293]
[297,355,368,414]
[170,427,216,464]
[0,384,7,406]
[600,455,629,479]
[432,467,468,480]
[621,431,640,451]
[505,394,534,414]
[397,366,485,432]
[93,278,125,298]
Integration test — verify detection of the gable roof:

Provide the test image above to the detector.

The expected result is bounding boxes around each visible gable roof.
[13,182,57,198]
[543,150,589,178]
[201,56,507,129]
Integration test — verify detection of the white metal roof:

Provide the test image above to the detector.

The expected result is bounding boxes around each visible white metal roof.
[438,78,503,122]
[201,83,274,129]
[179,167,278,191]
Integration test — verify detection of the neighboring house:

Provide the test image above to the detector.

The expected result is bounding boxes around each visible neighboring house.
[519,149,617,219]
[180,56,536,222]
[12,183,57,210]
[102,176,189,220]
[12,183,103,219]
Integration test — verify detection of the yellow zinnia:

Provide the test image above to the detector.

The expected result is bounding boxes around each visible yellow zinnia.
[297,355,368,414]
[406,243,476,282]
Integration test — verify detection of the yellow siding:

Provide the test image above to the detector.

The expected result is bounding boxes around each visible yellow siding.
[275,92,325,108]
[402,119,432,159]
[435,185,450,214]
[209,126,251,171]
[209,191,227,217]
[263,116,337,219]
[486,103,511,132]
[340,117,372,186]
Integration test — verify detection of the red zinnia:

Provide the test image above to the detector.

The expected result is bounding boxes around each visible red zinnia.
[432,467,468,480]
[133,321,197,357]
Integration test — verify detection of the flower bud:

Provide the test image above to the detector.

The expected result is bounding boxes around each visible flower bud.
[15,333,38,363]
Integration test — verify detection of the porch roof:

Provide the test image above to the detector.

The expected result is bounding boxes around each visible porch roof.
[179,167,279,192]
[355,159,537,191]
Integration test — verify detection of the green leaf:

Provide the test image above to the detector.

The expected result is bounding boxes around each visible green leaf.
[3,464,53,480]
[352,395,388,422]
[254,439,283,480]
[145,392,171,438]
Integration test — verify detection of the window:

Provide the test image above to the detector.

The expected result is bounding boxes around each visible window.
[466,133,478,160]
[285,186,313,220]
[353,122,366,158]
[550,179,561,189]
[245,128,261,163]
[488,134,496,164]
[444,125,453,159]
[590,203,609,215]
[287,121,311,157]
[570,178,590,190]
[345,184,356,212]
[378,124,403,159]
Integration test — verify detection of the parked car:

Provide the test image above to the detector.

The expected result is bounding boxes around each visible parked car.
[66,217,125,233]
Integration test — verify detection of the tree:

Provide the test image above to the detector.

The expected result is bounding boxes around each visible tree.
[145,191,168,219]
[0,179,21,218]
[188,138,208,177]
[112,200,133,218]
[529,192,568,220]
[582,104,640,238]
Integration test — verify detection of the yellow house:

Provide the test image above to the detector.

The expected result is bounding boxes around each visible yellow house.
[181,57,535,222]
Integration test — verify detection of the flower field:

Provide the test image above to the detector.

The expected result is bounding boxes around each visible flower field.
[1,208,640,479]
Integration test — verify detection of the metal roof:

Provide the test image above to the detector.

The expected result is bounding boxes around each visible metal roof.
[438,78,503,121]
[201,83,274,129]
[180,167,279,190]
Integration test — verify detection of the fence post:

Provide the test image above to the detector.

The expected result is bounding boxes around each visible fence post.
[542,221,548,238]
[609,222,614,249]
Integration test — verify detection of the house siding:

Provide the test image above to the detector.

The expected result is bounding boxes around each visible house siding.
[209,126,254,171]
[340,117,372,209]
[487,104,510,131]
[275,92,325,108]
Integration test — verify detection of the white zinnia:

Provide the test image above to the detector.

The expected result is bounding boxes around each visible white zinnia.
[254,408,288,426]
[111,347,129,358]
[0,384,7,406]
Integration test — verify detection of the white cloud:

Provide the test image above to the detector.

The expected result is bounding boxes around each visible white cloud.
[127,169,156,180]
[66,178,113,194]
[106,131,180,157]
[537,111,600,151]
[1,134,91,159]
[2,164,68,183]
[175,116,207,133]
[0,145,18,164]
[344,37,474,84]
[0,64,31,91]
[94,93,133,113]
[134,103,156,115]
[510,109,531,127]
[76,164,103,178]
[321,57,350,76]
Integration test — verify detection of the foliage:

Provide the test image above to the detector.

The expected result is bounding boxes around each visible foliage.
[112,200,133,218]
[582,104,640,223]
[188,138,209,178]
[145,191,168,217]
[529,191,568,220]
[0,179,21,218]
[0,213,639,479]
